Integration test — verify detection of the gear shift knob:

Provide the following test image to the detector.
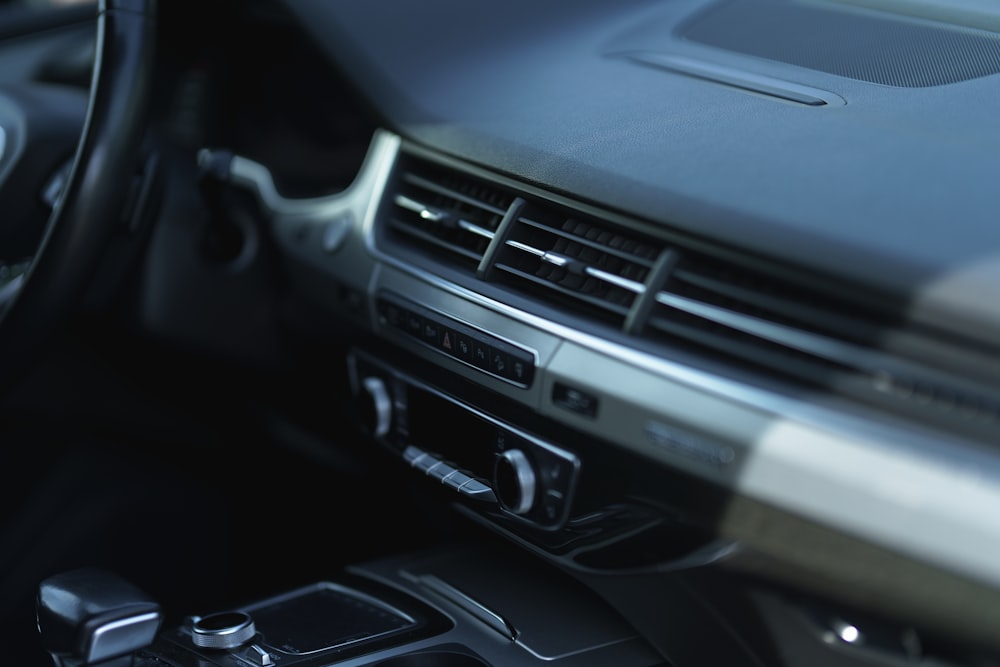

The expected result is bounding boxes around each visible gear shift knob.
[36,567,162,666]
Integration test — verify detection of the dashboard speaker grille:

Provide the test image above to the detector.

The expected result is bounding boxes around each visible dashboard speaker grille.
[680,0,1000,87]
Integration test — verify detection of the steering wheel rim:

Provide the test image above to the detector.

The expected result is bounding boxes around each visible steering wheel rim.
[0,0,157,395]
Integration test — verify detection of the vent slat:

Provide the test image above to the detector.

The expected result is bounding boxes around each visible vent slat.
[491,208,661,329]
[494,264,634,320]
[384,159,515,268]
[647,300,1000,432]
[652,289,895,374]
[403,173,508,217]
[672,262,891,345]
[517,217,660,267]
[647,309,850,381]
[394,195,498,241]
[388,219,486,263]
[504,240,647,295]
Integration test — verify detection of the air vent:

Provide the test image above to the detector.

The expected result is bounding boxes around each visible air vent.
[669,257,888,345]
[377,152,1000,436]
[645,254,1000,428]
[491,203,662,328]
[386,158,514,270]
[645,253,893,382]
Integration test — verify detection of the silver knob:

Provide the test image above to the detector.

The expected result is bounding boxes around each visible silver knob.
[191,611,256,650]
[494,449,537,515]
[362,376,393,438]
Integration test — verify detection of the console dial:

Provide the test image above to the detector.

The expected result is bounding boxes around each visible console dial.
[191,611,256,650]
[494,449,537,515]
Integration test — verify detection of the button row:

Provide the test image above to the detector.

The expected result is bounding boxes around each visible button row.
[377,294,535,387]
[403,446,497,503]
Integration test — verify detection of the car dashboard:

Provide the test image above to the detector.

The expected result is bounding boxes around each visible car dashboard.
[3,1,1000,666]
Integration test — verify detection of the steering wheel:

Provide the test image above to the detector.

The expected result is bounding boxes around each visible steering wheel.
[0,0,157,394]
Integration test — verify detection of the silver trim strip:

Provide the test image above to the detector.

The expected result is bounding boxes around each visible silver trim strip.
[208,151,351,218]
[413,574,517,641]
[403,172,508,216]
[394,193,446,221]
[506,240,544,258]
[653,290,999,412]
[393,193,496,241]
[622,52,847,107]
[588,266,645,294]
[504,241,647,294]
[655,290,869,365]
[460,220,496,239]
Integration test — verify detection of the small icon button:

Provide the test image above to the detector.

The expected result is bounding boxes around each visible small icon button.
[472,341,490,369]
[490,350,510,377]
[455,333,473,361]
[422,320,440,344]
[404,312,422,337]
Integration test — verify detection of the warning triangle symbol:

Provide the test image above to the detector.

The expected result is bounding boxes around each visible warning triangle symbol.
[442,332,452,350]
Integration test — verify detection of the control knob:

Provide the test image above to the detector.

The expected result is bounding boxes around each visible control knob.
[191,611,257,650]
[359,376,393,438]
[493,449,537,515]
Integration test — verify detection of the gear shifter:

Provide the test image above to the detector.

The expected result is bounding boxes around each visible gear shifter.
[36,568,162,667]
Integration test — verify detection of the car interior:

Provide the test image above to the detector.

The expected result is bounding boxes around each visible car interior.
[3,0,1000,666]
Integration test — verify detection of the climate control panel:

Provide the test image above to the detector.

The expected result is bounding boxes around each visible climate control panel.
[348,349,579,530]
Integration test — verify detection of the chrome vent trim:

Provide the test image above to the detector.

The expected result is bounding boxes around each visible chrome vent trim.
[646,286,1000,426]
[386,160,513,269]
[646,256,1000,426]
[669,261,884,344]
[377,152,1000,434]
[646,251,894,374]
[491,208,661,327]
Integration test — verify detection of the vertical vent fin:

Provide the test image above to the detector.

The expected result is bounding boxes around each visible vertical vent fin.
[490,204,664,328]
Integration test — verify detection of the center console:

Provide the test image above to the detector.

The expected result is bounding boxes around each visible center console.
[37,543,666,667]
